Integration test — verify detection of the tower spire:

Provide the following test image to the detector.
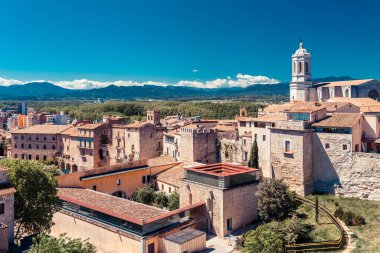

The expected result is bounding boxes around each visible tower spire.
[299,39,303,49]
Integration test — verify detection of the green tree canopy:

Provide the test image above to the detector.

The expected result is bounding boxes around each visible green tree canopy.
[131,185,156,205]
[256,179,300,222]
[242,223,283,253]
[168,191,180,211]
[0,159,59,239]
[30,233,96,253]
[154,191,169,209]
[242,218,312,252]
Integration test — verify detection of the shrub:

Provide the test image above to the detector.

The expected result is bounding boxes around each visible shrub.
[168,191,180,210]
[131,186,156,205]
[334,207,365,226]
[242,223,283,253]
[241,218,312,252]
[154,191,169,209]
[30,233,96,253]
[256,179,300,221]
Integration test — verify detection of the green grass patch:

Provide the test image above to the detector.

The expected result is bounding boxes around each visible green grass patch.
[309,195,380,252]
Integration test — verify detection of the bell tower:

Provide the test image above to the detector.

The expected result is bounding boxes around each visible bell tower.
[290,40,312,102]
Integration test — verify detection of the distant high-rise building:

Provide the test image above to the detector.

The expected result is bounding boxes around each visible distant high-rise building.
[17,101,28,115]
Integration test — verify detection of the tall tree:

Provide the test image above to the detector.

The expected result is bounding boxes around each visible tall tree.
[30,233,96,253]
[256,179,300,222]
[168,191,180,211]
[0,159,59,239]
[248,138,259,168]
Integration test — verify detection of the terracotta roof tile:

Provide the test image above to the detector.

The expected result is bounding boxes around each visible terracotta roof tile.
[327,97,380,107]
[77,123,105,130]
[252,113,287,122]
[0,186,16,196]
[312,113,362,128]
[146,156,177,167]
[186,163,258,177]
[57,188,167,225]
[125,122,152,128]
[12,125,72,134]
[156,163,185,187]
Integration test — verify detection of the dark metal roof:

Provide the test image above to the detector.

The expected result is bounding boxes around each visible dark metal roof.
[80,165,149,180]
[164,228,205,244]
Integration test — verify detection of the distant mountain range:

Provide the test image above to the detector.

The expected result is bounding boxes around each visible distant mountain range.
[0,76,354,100]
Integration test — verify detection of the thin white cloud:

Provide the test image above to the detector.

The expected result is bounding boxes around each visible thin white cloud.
[0,74,280,90]
[192,69,199,73]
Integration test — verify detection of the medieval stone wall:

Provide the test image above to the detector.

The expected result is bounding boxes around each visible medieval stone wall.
[312,132,380,200]
[270,129,313,196]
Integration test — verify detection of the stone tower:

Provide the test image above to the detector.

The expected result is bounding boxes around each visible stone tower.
[290,40,312,102]
[146,110,161,126]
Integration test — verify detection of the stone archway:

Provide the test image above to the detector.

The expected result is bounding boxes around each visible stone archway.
[112,191,127,199]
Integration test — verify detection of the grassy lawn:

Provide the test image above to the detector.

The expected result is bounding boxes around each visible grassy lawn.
[308,195,380,252]
[296,203,341,242]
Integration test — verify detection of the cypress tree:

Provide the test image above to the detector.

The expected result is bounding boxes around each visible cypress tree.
[248,138,259,168]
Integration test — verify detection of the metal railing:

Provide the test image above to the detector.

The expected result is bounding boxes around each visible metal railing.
[284,196,346,252]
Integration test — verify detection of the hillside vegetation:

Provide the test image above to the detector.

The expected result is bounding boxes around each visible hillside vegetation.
[31,100,264,121]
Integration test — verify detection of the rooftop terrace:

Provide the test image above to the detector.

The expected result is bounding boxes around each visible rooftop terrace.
[184,163,258,189]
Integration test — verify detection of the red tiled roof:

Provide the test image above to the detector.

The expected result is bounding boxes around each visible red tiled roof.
[57,188,167,225]
[0,187,16,196]
[125,122,152,128]
[77,123,105,130]
[156,163,185,187]
[186,163,258,177]
[311,113,362,128]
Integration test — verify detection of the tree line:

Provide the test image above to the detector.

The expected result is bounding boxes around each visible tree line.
[31,100,263,121]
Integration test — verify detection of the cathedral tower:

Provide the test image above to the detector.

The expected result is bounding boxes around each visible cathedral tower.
[290,40,312,102]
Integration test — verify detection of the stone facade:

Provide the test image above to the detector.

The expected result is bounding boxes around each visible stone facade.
[180,179,258,238]
[270,128,313,196]
[60,123,112,171]
[312,132,380,199]
[10,125,70,161]
[125,123,164,162]
[165,123,218,164]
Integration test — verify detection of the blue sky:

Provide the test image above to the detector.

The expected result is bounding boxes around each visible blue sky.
[0,0,379,89]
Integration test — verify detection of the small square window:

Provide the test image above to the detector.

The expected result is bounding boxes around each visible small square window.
[92,185,97,191]
[142,176,146,184]
[325,143,330,149]
[0,203,4,215]
[116,179,121,186]
[263,135,266,141]
[343,144,348,150]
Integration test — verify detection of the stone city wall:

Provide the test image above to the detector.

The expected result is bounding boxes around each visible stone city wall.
[312,132,380,200]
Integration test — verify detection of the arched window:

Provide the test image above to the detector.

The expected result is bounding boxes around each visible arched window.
[299,62,302,74]
[305,62,309,74]
[293,62,296,74]
[345,89,350,97]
